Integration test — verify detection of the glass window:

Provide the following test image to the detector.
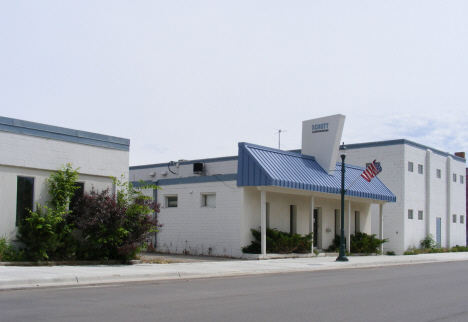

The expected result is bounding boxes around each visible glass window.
[461,175,464,184]
[408,162,413,172]
[461,216,465,224]
[436,169,441,178]
[418,211,423,220]
[453,214,457,223]
[453,173,457,182]
[418,164,423,174]
[69,182,84,211]
[202,194,216,208]
[166,195,178,208]
[408,209,413,220]
[16,176,34,226]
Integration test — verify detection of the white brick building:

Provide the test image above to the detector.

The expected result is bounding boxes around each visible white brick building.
[342,140,466,253]
[0,116,130,240]
[131,116,398,258]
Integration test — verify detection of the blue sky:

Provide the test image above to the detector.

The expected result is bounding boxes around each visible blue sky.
[1,1,467,165]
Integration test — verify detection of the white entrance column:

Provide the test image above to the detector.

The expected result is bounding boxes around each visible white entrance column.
[260,189,267,257]
[345,200,351,251]
[379,203,384,255]
[309,195,315,253]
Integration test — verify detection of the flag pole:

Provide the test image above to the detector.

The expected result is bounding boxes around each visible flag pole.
[345,174,362,191]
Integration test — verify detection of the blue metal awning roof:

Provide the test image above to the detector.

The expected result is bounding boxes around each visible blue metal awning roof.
[237,142,396,202]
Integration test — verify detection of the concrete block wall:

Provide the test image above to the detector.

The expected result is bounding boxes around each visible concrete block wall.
[341,143,406,253]
[342,140,466,253]
[155,181,243,258]
[0,118,130,240]
[0,131,129,178]
[130,158,237,183]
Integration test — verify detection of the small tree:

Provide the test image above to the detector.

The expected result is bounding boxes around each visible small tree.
[17,164,79,261]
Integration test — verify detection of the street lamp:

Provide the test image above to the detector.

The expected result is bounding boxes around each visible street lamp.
[336,143,349,262]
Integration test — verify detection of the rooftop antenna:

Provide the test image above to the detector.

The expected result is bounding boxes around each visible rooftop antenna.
[274,129,287,149]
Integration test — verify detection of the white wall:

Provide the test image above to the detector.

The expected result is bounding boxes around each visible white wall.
[0,130,129,239]
[0,131,129,178]
[155,181,243,258]
[342,141,466,253]
[342,143,405,253]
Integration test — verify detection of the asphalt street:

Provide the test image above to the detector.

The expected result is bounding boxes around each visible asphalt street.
[1,261,468,322]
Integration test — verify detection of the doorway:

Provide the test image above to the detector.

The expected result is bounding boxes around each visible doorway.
[436,217,442,247]
[313,208,318,247]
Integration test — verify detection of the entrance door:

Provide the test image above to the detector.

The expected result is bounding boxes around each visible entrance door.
[436,217,442,247]
[313,209,318,247]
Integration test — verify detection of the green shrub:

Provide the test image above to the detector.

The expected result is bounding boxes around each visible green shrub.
[420,234,436,249]
[350,232,387,254]
[451,245,468,252]
[326,235,342,252]
[386,251,396,255]
[242,228,312,254]
[17,164,79,261]
[0,237,7,261]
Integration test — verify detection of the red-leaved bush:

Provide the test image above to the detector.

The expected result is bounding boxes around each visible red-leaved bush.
[69,186,161,260]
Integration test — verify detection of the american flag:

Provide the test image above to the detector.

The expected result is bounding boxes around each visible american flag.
[361,160,382,182]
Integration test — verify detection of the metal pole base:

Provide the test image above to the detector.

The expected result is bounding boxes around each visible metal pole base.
[336,255,349,262]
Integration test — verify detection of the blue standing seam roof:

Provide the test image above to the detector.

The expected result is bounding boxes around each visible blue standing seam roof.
[237,142,396,203]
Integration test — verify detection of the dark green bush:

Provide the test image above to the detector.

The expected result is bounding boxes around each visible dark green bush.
[326,235,344,252]
[242,228,312,254]
[420,234,436,249]
[350,232,387,254]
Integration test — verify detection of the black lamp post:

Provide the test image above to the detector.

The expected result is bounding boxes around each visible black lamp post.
[336,143,349,262]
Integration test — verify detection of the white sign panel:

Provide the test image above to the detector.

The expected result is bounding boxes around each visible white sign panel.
[301,114,345,175]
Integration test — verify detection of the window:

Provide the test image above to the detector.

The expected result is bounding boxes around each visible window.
[418,210,423,220]
[408,209,413,219]
[436,169,441,178]
[16,176,34,226]
[461,216,465,224]
[69,182,84,211]
[166,195,178,208]
[408,162,414,172]
[453,214,457,223]
[418,164,423,174]
[461,175,464,184]
[453,173,457,182]
[202,194,216,208]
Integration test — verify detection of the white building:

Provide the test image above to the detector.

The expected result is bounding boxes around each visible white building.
[131,115,398,258]
[0,116,130,240]
[342,140,466,253]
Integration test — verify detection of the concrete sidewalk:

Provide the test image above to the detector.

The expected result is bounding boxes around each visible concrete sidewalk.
[1,253,468,290]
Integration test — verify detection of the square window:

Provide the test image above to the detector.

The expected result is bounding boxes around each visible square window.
[453,173,457,182]
[16,176,35,226]
[436,169,441,178]
[408,162,414,172]
[418,164,423,174]
[461,216,465,224]
[202,194,216,208]
[408,209,413,220]
[453,214,457,223]
[461,175,464,184]
[418,210,423,220]
[166,195,178,208]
